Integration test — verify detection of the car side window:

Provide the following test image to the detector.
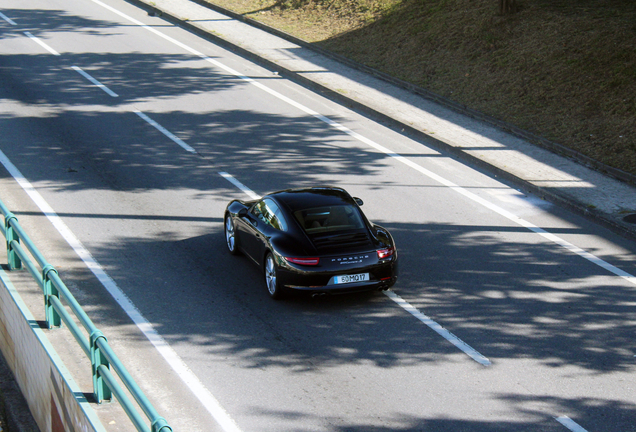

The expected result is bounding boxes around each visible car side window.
[250,199,287,231]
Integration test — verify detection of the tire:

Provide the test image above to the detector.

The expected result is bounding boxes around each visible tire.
[264,253,283,299]
[225,214,240,255]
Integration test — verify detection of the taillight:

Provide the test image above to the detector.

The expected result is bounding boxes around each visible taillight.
[377,247,394,259]
[285,257,320,266]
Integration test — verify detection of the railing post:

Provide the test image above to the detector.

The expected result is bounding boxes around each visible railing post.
[4,212,22,270]
[42,264,62,328]
[152,417,173,432]
[90,330,112,403]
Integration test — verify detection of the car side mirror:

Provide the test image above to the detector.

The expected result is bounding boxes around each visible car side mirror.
[354,197,364,206]
[238,208,248,217]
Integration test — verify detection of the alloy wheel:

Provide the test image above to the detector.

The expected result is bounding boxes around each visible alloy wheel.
[265,254,281,299]
[225,215,238,254]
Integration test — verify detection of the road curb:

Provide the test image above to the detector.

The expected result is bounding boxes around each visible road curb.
[127,0,636,241]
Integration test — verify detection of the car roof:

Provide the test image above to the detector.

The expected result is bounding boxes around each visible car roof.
[266,187,355,212]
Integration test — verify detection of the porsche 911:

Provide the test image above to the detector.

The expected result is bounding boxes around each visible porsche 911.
[224,187,398,299]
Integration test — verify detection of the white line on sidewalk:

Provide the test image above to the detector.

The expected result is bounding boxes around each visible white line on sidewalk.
[88,0,636,289]
[133,110,197,153]
[71,66,119,97]
[0,149,243,432]
[556,416,589,432]
[384,290,491,366]
[219,172,260,200]
[24,31,60,56]
[0,11,17,25]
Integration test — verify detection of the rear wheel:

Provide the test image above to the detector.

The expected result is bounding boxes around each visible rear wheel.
[225,214,239,255]
[264,253,283,299]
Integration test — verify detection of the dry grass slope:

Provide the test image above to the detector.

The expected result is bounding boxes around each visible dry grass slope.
[208,0,636,177]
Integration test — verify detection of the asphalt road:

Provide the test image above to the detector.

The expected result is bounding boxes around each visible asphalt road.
[1,0,636,431]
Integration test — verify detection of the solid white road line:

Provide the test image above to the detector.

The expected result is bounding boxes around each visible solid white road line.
[219,172,260,200]
[88,0,636,289]
[384,290,491,366]
[24,31,60,56]
[0,149,243,432]
[0,11,17,25]
[556,416,589,432]
[71,66,119,97]
[133,110,197,153]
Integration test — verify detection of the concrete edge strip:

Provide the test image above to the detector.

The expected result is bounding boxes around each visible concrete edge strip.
[0,270,106,432]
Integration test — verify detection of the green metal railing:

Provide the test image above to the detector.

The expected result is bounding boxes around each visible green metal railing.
[0,198,172,432]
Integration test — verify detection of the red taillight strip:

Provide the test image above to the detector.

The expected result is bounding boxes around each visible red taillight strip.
[285,257,320,265]
[377,247,394,259]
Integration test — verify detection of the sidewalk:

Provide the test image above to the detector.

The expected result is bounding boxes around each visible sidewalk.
[134,0,636,240]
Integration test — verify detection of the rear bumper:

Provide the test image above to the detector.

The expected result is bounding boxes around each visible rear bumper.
[286,277,397,296]
[277,259,398,295]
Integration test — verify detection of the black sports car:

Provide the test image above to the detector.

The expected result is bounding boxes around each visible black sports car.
[224,187,398,299]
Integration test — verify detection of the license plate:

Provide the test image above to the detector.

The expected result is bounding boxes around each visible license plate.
[335,273,369,284]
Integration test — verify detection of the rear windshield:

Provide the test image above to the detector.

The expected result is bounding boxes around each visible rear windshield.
[294,205,365,234]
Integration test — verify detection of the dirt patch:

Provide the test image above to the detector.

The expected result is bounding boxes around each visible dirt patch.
[206,0,636,177]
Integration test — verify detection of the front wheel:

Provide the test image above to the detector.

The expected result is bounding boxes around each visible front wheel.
[225,214,239,255]
[264,253,283,299]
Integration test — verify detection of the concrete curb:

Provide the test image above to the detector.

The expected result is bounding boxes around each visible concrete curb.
[128,0,636,241]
